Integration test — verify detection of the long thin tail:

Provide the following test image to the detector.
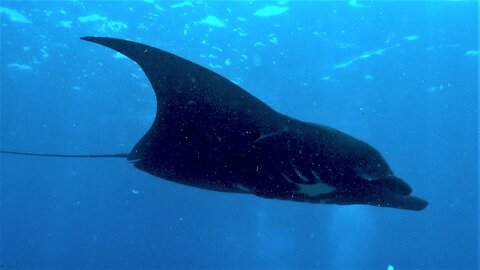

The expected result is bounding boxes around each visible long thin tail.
[1,150,128,158]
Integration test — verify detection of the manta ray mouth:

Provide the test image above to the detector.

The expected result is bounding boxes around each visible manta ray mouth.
[362,176,427,210]
[370,192,429,211]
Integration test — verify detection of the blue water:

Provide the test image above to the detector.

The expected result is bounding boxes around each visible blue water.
[1,1,478,269]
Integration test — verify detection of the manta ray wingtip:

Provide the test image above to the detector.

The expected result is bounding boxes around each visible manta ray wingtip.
[80,36,114,44]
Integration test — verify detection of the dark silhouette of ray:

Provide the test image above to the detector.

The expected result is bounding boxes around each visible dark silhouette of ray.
[0,37,428,211]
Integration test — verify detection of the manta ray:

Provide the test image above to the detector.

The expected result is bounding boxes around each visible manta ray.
[1,37,428,211]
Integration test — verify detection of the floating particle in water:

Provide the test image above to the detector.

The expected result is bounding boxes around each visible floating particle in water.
[7,63,32,71]
[269,33,278,44]
[209,63,222,69]
[426,84,445,93]
[170,1,193,9]
[106,21,128,32]
[199,15,226,27]
[348,0,368,7]
[234,27,247,37]
[0,7,31,23]
[254,5,289,17]
[404,35,419,41]
[465,50,479,56]
[59,20,73,28]
[78,14,106,23]
[40,47,49,58]
[154,4,165,11]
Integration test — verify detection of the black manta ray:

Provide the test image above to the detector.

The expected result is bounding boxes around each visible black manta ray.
[2,37,428,211]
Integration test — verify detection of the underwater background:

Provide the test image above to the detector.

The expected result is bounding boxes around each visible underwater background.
[1,1,478,269]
